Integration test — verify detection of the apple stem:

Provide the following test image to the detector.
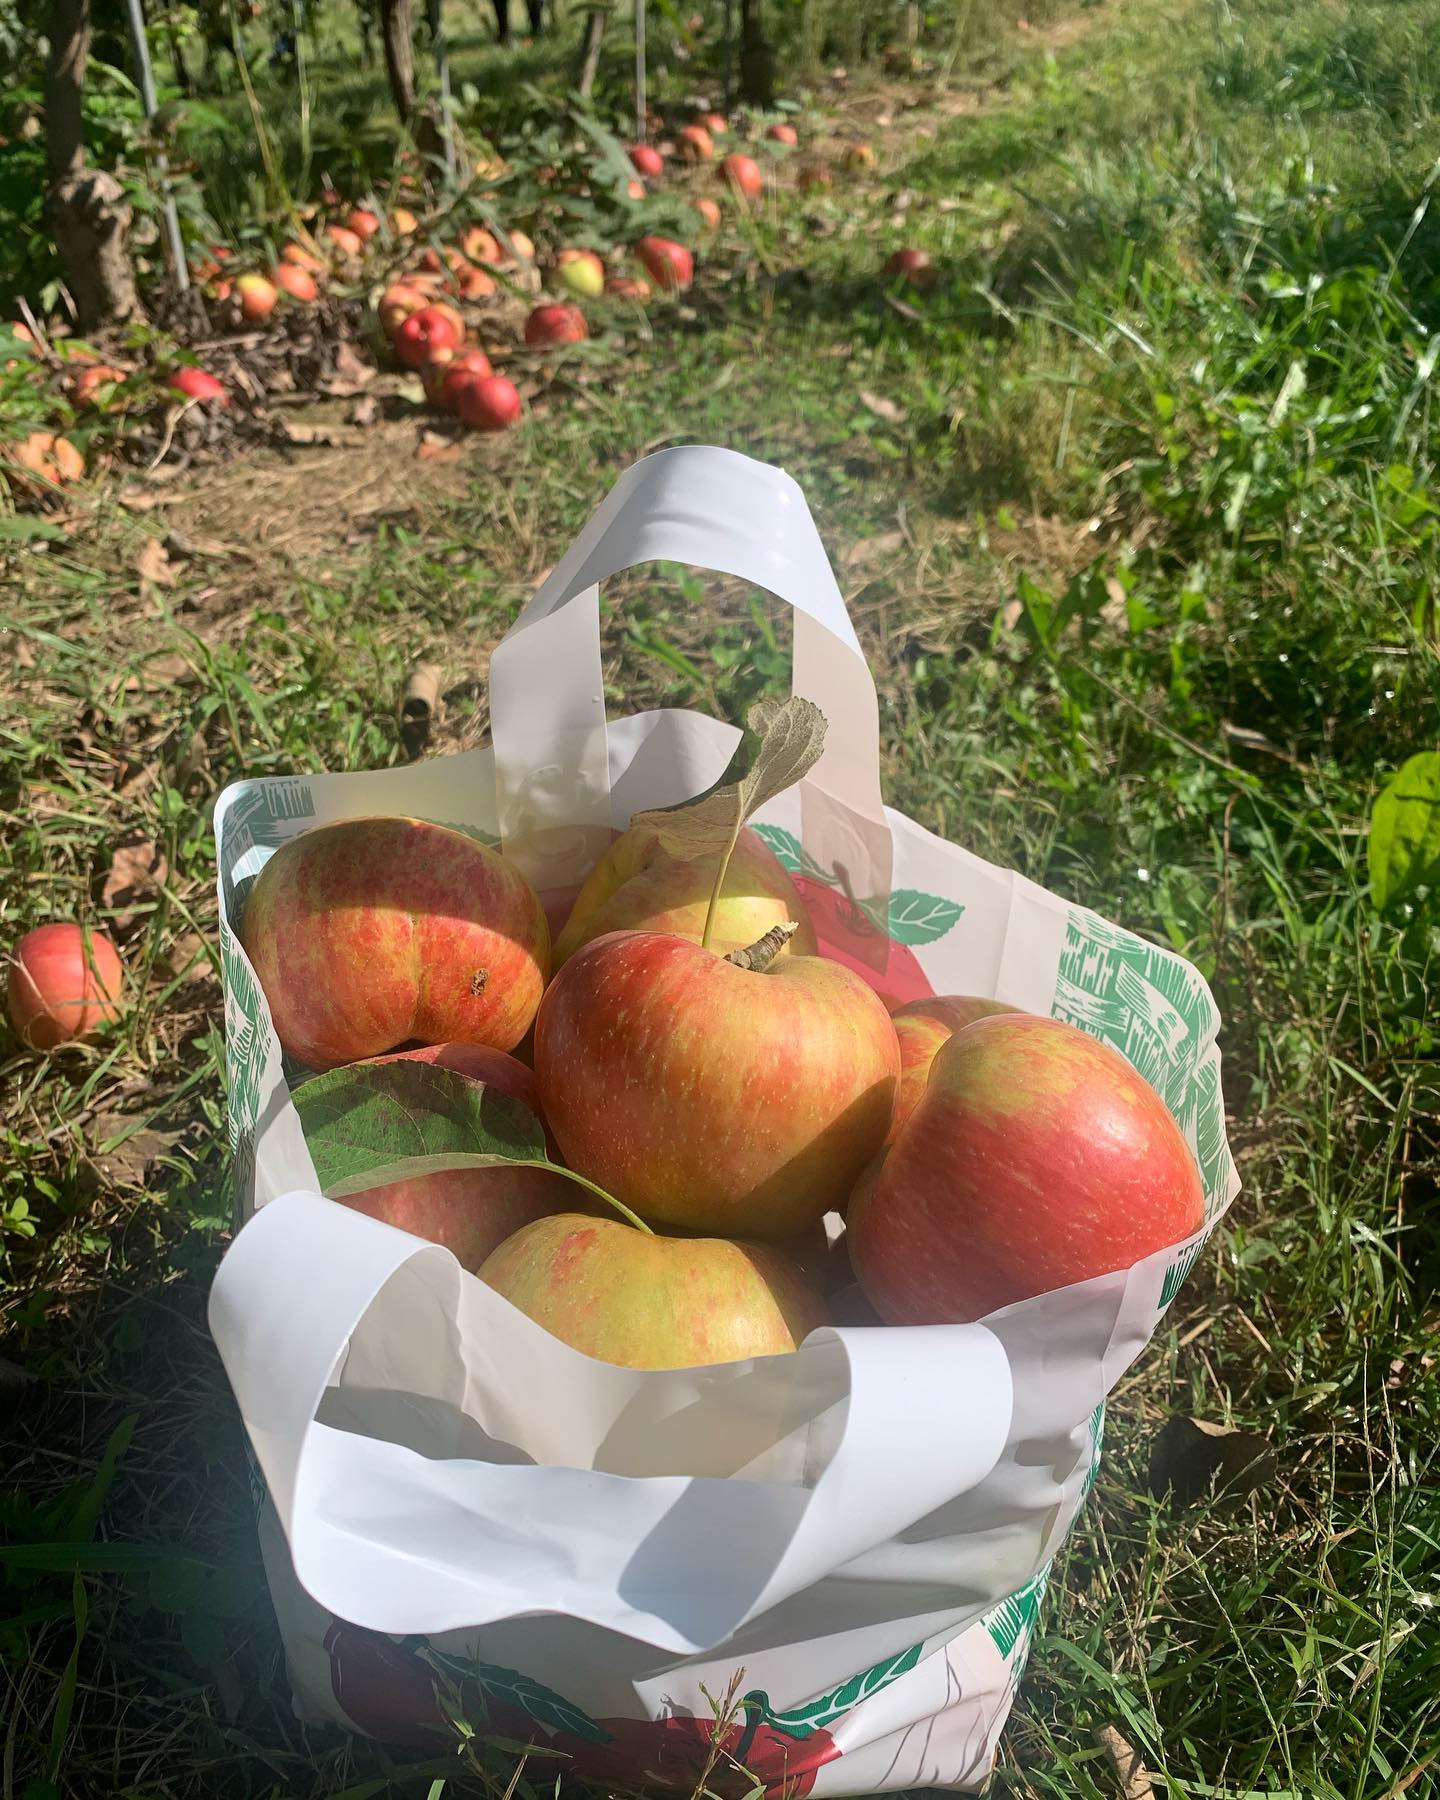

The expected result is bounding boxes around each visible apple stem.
[724,919,799,973]
[543,1163,655,1235]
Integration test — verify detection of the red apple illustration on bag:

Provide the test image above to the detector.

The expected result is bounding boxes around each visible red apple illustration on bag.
[324,1621,447,1743]
[791,874,933,1008]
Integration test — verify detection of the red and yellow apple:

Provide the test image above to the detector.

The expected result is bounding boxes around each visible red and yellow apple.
[235,273,278,320]
[888,995,1020,1141]
[635,236,693,291]
[8,922,124,1050]
[534,930,899,1238]
[849,1013,1206,1322]
[721,153,763,201]
[553,823,816,967]
[884,247,936,290]
[239,815,549,1069]
[395,303,465,369]
[677,123,715,162]
[524,302,587,347]
[456,373,522,430]
[479,1213,827,1367]
[272,261,319,302]
[628,143,665,179]
[765,122,798,146]
[554,248,606,299]
[335,1043,572,1269]
[168,366,227,405]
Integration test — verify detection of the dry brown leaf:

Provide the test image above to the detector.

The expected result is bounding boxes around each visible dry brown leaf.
[348,393,379,428]
[859,389,907,425]
[1092,1724,1153,1800]
[1148,1415,1275,1507]
[160,929,213,985]
[134,536,177,589]
[102,836,169,924]
[278,420,363,448]
[415,436,464,463]
[321,340,377,398]
[84,1115,185,1190]
[843,529,905,571]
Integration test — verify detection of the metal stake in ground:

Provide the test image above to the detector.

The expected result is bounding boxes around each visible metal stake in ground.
[121,0,190,293]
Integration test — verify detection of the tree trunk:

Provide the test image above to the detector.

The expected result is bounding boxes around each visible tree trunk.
[357,0,376,65]
[379,0,416,122]
[45,0,140,328]
[575,4,606,96]
[739,0,774,106]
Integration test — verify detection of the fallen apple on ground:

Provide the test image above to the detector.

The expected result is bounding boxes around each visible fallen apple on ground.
[703,112,729,136]
[843,143,876,172]
[456,373,522,431]
[888,995,1021,1141]
[628,143,665,179]
[69,364,126,408]
[554,248,606,299]
[848,1012,1206,1322]
[606,274,651,301]
[239,815,549,1068]
[431,347,495,411]
[535,923,899,1239]
[8,922,124,1050]
[168,367,227,405]
[346,207,381,241]
[635,236,693,291]
[378,282,430,339]
[325,224,364,259]
[884,247,937,290]
[395,303,465,369]
[692,196,722,231]
[272,262,319,302]
[235,273,278,320]
[460,225,501,265]
[720,153,763,201]
[553,822,816,967]
[766,122,798,145]
[524,302,587,347]
[450,262,497,300]
[677,123,715,162]
[280,240,325,272]
[335,1044,573,1269]
[479,1213,827,1368]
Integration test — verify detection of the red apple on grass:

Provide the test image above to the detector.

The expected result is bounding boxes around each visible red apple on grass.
[460,225,501,265]
[325,224,364,259]
[281,240,325,272]
[69,364,127,408]
[703,112,729,136]
[449,262,497,300]
[629,143,665,179]
[235,273,278,320]
[272,261,319,302]
[884,247,936,290]
[765,122,798,146]
[606,274,652,301]
[168,367,227,406]
[335,1043,572,1269]
[391,205,419,235]
[692,196,722,231]
[456,373,522,431]
[720,153,763,201]
[428,346,494,410]
[395,303,465,369]
[524,302,587,346]
[843,143,876,172]
[635,236,693,291]
[553,823,816,967]
[480,1213,827,1367]
[239,815,549,1068]
[848,1012,1206,1322]
[625,178,647,201]
[346,206,381,241]
[534,929,899,1238]
[8,923,124,1050]
[677,123,715,162]
[888,994,1021,1141]
[554,248,606,299]
[378,281,431,339]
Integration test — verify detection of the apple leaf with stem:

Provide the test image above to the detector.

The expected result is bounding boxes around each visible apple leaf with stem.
[293,1060,653,1233]
[630,696,828,951]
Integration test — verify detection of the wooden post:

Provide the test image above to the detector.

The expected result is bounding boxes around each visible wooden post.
[634,0,646,141]
[427,0,455,178]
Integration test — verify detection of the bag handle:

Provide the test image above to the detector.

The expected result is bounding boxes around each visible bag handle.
[489,446,892,903]
[210,1192,1013,1649]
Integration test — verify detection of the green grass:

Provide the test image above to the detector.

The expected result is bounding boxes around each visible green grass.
[5,0,1440,1795]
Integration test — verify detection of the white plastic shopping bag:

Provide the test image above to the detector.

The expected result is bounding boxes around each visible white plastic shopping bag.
[210,447,1238,1795]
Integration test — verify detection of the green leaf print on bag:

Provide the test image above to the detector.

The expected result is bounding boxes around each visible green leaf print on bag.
[982,1563,1052,1661]
[742,1639,925,1740]
[887,889,965,945]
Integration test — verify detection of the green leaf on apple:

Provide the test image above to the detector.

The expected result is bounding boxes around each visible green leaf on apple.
[631,696,828,950]
[294,1060,549,1197]
[294,1061,653,1232]
[886,889,964,945]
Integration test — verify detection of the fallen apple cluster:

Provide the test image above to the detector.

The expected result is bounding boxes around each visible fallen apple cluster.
[230,808,1207,1371]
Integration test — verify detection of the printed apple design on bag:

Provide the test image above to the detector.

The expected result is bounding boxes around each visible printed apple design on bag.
[750,825,960,1008]
[325,1625,959,1795]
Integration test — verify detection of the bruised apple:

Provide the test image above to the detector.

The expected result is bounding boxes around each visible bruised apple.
[849,1013,1206,1322]
[888,995,1020,1141]
[552,822,816,967]
[239,816,549,1068]
[479,1214,827,1367]
[534,929,899,1238]
[335,1043,572,1269]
